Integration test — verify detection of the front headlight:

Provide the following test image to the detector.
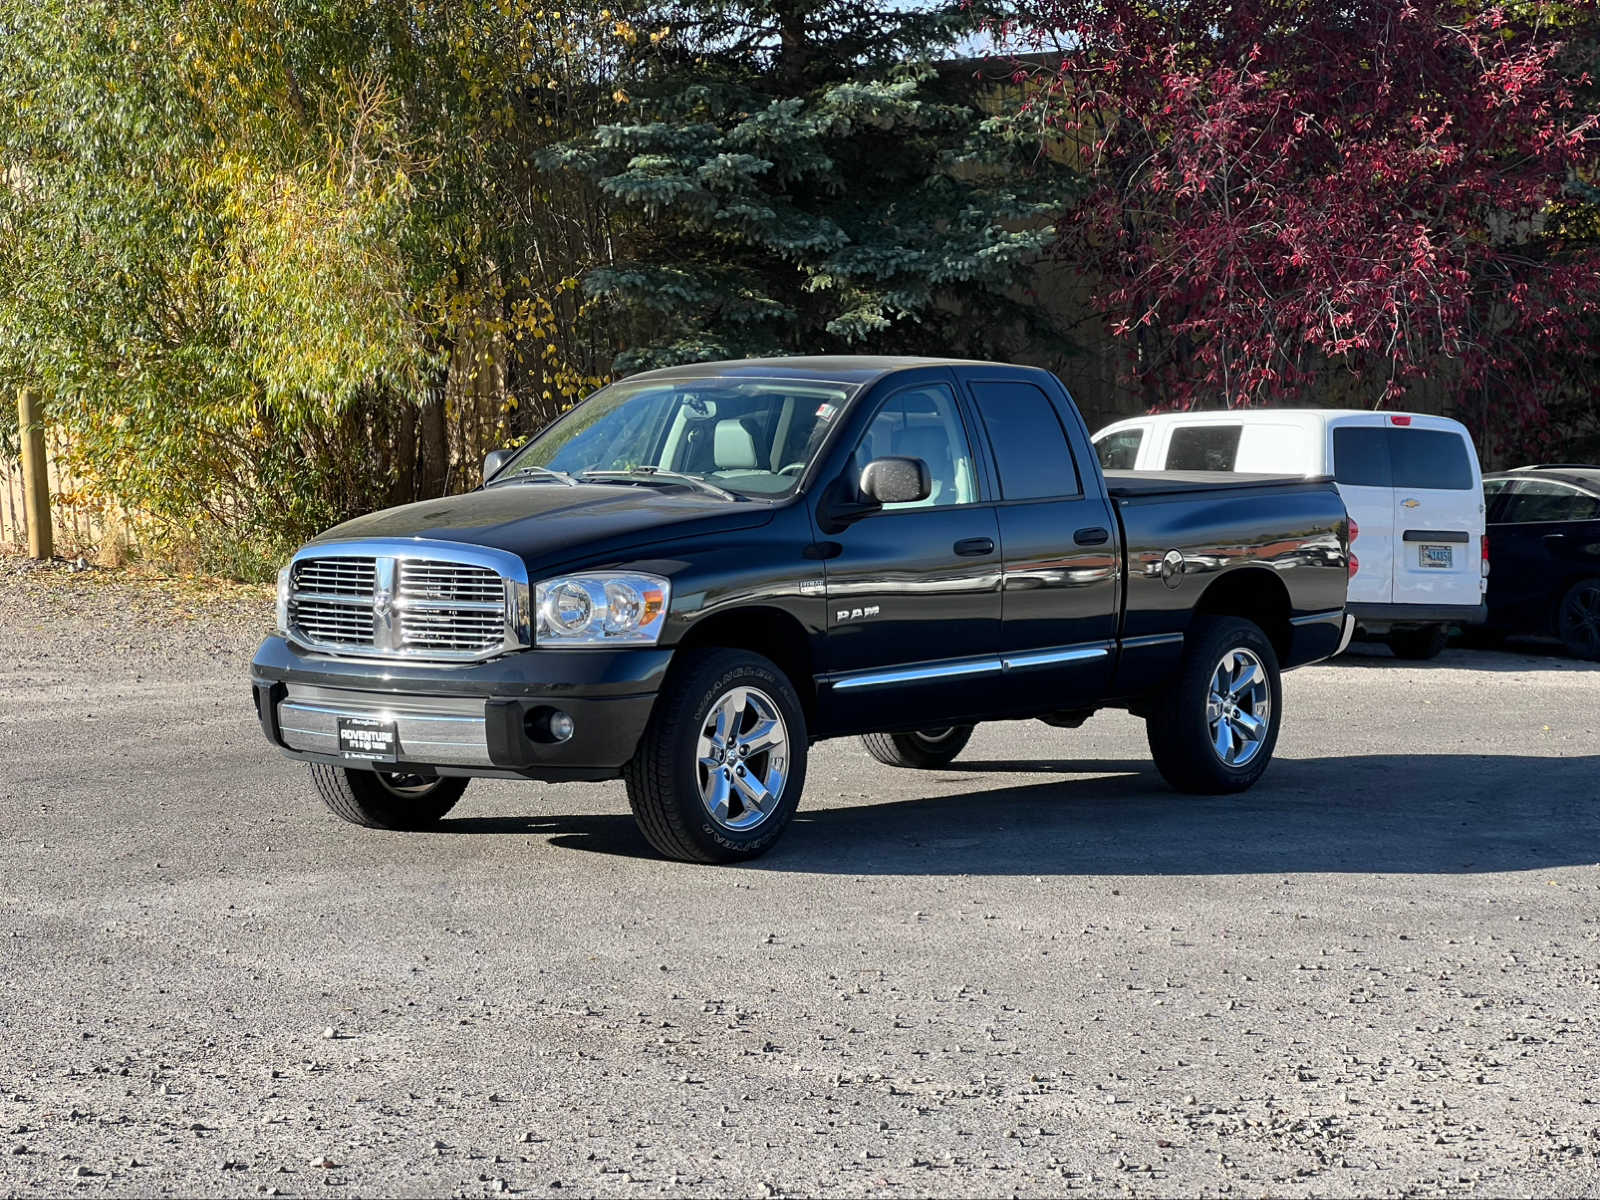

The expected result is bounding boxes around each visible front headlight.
[534,572,670,646]
[275,565,292,636]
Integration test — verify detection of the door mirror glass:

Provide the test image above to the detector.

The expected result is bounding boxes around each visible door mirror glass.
[860,457,931,506]
[483,448,513,482]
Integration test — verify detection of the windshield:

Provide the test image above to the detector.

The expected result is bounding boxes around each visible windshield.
[493,375,856,498]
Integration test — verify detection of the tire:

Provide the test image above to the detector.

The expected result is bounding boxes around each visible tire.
[309,764,467,831]
[861,725,975,769]
[1387,624,1448,660]
[1146,616,1283,795]
[1556,578,1600,661]
[623,648,808,864]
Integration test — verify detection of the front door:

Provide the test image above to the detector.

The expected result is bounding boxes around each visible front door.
[816,380,1004,732]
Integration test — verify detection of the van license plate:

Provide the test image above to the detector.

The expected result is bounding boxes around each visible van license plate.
[1420,546,1453,569]
[338,716,397,762]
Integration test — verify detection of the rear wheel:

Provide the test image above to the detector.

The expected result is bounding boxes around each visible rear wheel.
[1146,616,1283,794]
[623,648,808,863]
[310,764,467,831]
[1387,624,1448,660]
[861,726,975,769]
[1557,579,1600,660]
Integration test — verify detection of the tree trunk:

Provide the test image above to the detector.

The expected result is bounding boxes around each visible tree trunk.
[390,401,418,506]
[418,388,448,499]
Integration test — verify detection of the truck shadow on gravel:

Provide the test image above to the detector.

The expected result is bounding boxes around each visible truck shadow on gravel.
[1339,642,1598,672]
[523,752,1600,875]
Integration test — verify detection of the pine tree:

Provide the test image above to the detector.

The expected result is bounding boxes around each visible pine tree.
[545,1,1074,371]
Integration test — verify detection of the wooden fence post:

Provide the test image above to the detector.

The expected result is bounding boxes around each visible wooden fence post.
[18,388,52,561]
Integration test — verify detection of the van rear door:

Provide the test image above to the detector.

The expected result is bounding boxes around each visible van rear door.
[1386,422,1483,612]
[1329,422,1396,607]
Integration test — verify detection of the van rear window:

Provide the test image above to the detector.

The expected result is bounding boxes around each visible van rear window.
[1332,427,1474,491]
[1166,425,1242,471]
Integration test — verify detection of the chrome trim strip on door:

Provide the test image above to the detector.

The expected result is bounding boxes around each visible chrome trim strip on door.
[830,642,1115,691]
[1001,644,1111,671]
[830,657,1003,691]
[1120,632,1183,649]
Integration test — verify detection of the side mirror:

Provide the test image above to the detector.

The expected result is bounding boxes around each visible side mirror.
[859,457,931,506]
[483,448,513,483]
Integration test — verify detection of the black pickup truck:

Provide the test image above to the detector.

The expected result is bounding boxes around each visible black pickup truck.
[252,357,1352,862]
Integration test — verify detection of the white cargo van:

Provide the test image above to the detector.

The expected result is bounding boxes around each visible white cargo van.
[1093,410,1488,659]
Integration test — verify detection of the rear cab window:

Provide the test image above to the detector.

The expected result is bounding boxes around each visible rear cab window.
[968,381,1080,499]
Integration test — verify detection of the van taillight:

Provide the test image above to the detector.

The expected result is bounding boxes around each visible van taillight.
[1390,414,1412,426]
[1348,517,1359,578]
[1481,534,1490,578]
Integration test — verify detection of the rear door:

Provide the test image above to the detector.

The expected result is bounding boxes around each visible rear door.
[1329,421,1397,606]
[1387,423,1483,611]
[963,372,1120,704]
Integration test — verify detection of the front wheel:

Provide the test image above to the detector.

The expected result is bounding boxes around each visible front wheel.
[623,648,808,863]
[861,726,975,769]
[310,764,467,830]
[1146,616,1283,794]
[1557,578,1600,660]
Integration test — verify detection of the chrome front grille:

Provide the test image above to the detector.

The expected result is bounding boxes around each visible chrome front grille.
[285,543,530,662]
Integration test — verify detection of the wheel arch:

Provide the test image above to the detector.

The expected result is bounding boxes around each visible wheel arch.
[671,606,818,724]
[1192,567,1293,662]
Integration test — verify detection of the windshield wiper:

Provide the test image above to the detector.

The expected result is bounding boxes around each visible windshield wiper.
[491,464,579,487]
[579,468,739,502]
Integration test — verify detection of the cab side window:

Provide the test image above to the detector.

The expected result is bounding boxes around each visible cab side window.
[850,384,977,510]
[1095,428,1143,471]
[1166,425,1242,472]
[1500,480,1600,524]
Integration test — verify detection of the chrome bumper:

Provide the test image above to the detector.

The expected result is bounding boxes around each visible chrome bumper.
[276,684,492,767]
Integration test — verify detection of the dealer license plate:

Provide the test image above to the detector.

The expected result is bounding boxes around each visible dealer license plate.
[1419,545,1453,569]
[338,716,397,763]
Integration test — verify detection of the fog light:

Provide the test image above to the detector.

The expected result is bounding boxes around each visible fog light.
[548,710,575,743]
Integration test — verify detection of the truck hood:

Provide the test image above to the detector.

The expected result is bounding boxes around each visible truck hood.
[310,482,777,569]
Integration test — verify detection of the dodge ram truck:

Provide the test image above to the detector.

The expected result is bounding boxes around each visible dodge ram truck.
[252,357,1353,862]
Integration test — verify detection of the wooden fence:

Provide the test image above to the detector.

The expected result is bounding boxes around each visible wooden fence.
[0,427,147,562]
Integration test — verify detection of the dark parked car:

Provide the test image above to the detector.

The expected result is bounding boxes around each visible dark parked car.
[252,357,1352,862]
[1480,465,1600,659]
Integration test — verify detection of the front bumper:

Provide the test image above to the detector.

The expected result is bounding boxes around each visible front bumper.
[251,637,671,781]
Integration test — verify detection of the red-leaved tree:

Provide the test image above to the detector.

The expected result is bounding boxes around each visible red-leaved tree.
[1002,0,1600,456]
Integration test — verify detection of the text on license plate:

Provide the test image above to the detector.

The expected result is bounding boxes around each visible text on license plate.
[338,716,397,762]
[1419,545,1453,569]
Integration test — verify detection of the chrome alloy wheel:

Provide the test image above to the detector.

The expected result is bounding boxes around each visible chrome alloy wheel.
[1205,648,1271,768]
[696,686,790,831]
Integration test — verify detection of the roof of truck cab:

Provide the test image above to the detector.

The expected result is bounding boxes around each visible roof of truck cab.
[625,355,1031,386]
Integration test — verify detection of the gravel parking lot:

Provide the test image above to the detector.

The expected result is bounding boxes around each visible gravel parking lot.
[3,566,1599,1198]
